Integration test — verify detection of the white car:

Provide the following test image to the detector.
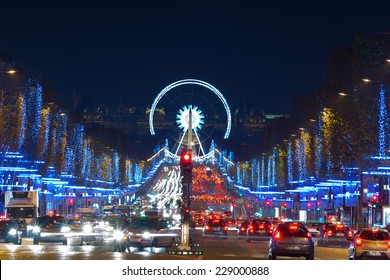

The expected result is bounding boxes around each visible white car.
[121,217,177,250]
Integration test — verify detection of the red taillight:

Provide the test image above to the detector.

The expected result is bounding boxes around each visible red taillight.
[275,231,281,240]
[223,226,228,231]
[347,231,353,238]
[388,241,390,248]
[205,225,210,230]
[355,238,362,246]
[307,232,312,239]
[240,227,245,232]
[249,225,253,230]
[289,225,298,230]
[327,230,333,236]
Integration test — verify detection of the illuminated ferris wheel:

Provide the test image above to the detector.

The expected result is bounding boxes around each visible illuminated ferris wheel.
[149,79,232,160]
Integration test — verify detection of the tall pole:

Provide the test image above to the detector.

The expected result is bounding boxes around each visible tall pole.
[178,109,192,250]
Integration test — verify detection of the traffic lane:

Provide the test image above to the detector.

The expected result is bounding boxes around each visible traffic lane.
[0,233,349,260]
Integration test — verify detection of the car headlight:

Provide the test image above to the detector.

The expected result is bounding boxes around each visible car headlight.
[27,225,34,232]
[114,230,124,240]
[8,228,17,236]
[142,232,151,239]
[33,226,41,233]
[61,226,71,233]
[83,224,93,233]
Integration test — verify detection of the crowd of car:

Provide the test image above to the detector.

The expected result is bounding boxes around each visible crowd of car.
[196,213,390,260]
[1,212,390,260]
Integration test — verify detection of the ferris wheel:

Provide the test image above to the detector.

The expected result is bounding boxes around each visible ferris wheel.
[149,79,232,160]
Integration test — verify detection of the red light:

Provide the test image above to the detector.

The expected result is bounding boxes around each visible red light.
[183,154,190,161]
[289,225,298,230]
[327,230,333,236]
[223,226,228,231]
[355,238,362,246]
[275,231,281,239]
[205,225,210,230]
[69,199,73,205]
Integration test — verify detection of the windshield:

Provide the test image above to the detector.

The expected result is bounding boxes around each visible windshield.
[129,218,158,229]
[6,207,35,218]
[360,230,390,241]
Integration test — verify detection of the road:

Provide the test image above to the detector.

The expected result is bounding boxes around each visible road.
[0,230,348,260]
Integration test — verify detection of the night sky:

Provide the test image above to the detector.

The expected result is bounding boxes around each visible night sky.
[1,1,389,114]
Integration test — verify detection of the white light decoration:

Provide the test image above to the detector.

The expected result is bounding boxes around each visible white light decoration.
[149,79,231,139]
[176,105,204,131]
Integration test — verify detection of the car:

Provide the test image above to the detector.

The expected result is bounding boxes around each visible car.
[348,228,390,260]
[317,223,352,248]
[237,220,250,239]
[65,218,103,245]
[32,215,76,245]
[246,219,273,242]
[115,216,177,251]
[0,218,23,244]
[202,218,228,239]
[225,218,238,229]
[269,221,315,260]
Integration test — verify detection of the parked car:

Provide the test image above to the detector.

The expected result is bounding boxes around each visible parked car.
[269,221,314,260]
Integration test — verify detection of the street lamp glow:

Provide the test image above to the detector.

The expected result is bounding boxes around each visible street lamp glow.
[6,70,16,74]
[338,92,347,96]
[362,78,372,83]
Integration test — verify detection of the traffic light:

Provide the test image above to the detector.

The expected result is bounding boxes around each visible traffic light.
[316,201,321,211]
[371,194,381,208]
[180,149,192,174]
[282,202,287,209]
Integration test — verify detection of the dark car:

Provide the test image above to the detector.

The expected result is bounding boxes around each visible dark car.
[269,221,314,260]
[237,220,250,240]
[0,219,22,244]
[32,216,69,245]
[246,219,273,242]
[317,223,352,248]
[202,218,228,239]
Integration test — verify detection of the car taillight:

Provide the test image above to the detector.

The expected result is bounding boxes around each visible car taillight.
[388,241,390,248]
[327,230,332,237]
[224,226,228,231]
[355,238,362,246]
[306,232,312,239]
[249,225,253,230]
[205,225,210,230]
[240,227,246,232]
[275,231,281,240]
[347,231,353,238]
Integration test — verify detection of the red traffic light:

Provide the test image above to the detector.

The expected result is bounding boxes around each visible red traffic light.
[372,194,378,202]
[180,151,192,164]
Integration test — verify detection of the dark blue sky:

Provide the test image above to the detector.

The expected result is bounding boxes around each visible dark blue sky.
[1,1,389,114]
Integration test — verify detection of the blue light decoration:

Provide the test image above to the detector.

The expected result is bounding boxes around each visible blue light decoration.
[267,156,271,186]
[39,108,51,158]
[261,155,265,186]
[272,149,277,186]
[64,146,76,175]
[24,79,42,147]
[297,137,307,181]
[236,164,242,185]
[287,142,293,183]
[251,158,257,188]
[315,115,323,179]
[18,95,26,151]
[81,139,91,179]
[134,163,142,184]
[113,151,120,183]
[126,158,133,184]
[378,84,387,157]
